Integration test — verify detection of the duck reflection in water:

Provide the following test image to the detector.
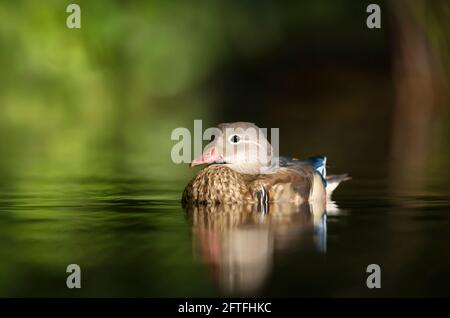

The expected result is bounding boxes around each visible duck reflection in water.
[185,200,338,295]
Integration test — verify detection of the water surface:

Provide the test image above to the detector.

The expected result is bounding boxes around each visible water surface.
[1,162,449,297]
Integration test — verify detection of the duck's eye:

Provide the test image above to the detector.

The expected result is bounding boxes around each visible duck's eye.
[210,135,215,142]
[229,134,241,144]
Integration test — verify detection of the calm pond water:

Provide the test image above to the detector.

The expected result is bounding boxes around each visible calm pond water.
[0,163,449,297]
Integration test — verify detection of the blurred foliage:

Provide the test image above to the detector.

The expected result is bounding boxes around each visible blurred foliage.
[415,0,450,79]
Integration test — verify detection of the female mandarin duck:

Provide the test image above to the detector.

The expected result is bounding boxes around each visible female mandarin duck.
[182,122,349,206]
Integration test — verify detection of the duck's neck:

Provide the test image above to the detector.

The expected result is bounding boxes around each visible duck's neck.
[223,161,273,175]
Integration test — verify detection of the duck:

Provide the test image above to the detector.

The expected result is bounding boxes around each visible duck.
[182,122,349,206]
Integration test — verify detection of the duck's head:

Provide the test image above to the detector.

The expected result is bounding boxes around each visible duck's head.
[191,122,273,174]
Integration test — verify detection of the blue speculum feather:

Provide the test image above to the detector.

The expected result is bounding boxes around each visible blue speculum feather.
[304,155,327,175]
[304,155,328,187]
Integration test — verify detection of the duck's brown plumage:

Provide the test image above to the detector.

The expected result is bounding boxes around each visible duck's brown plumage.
[182,164,326,206]
[182,165,251,205]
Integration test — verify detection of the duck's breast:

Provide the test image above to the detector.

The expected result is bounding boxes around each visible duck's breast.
[182,165,251,205]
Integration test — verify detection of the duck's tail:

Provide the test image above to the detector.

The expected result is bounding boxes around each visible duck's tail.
[325,174,351,197]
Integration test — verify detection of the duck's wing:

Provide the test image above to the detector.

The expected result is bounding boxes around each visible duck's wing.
[275,155,349,197]
[246,159,324,204]
[243,156,349,206]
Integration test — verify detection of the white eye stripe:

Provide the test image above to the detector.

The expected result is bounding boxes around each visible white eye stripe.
[241,139,265,150]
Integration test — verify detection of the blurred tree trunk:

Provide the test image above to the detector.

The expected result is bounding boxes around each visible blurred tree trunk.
[387,0,450,283]
[389,0,448,192]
